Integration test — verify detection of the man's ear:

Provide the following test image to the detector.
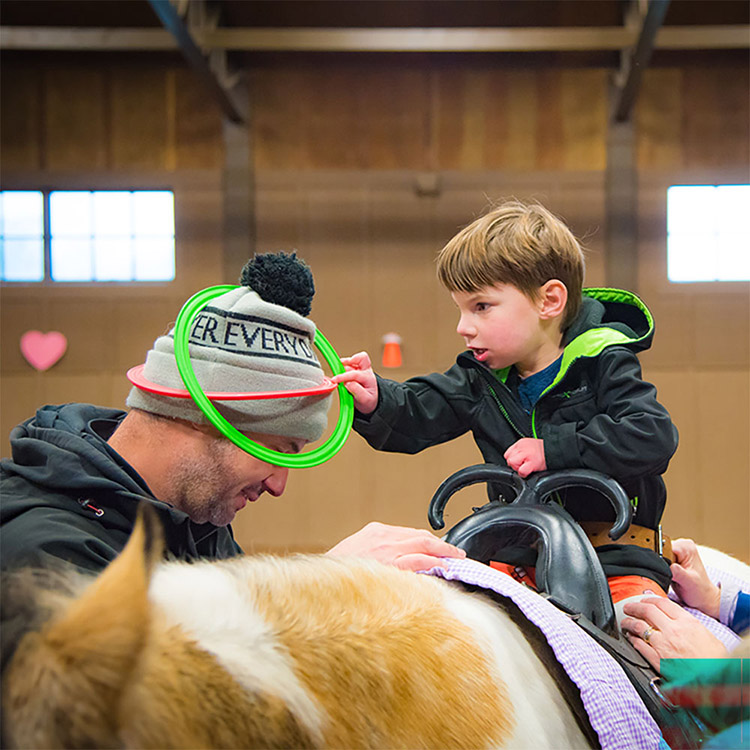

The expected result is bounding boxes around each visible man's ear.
[538,280,568,320]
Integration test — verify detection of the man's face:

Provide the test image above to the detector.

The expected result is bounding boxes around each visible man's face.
[168,429,306,527]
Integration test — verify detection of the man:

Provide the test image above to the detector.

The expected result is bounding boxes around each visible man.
[0,252,462,574]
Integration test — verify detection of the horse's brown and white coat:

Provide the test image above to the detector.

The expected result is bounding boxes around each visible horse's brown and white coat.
[2,511,591,749]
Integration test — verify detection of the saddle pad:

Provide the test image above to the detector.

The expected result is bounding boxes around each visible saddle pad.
[426,558,663,750]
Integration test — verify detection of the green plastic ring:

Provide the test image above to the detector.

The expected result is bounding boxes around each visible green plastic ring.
[173,284,354,468]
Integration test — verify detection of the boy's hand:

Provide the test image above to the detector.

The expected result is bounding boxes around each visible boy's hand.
[504,438,546,478]
[669,538,721,619]
[331,352,379,415]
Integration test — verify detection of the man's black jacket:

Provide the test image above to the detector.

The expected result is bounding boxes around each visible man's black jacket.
[0,403,242,573]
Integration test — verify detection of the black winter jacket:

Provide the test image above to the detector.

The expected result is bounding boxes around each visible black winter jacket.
[0,403,242,573]
[354,289,678,588]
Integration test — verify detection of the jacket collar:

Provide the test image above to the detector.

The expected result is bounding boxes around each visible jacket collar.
[458,287,655,392]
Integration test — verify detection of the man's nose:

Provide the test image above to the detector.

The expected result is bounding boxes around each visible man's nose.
[263,466,289,497]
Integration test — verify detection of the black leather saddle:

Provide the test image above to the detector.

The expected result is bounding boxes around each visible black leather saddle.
[429,464,629,635]
[428,465,705,748]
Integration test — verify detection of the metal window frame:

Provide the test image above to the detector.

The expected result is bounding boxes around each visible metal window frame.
[0,188,176,285]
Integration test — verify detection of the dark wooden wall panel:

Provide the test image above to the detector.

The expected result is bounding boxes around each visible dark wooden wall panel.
[251,66,609,172]
[174,69,224,170]
[44,68,108,171]
[638,66,750,170]
[637,69,683,170]
[1,58,748,562]
[562,69,608,170]
[537,70,564,170]
[111,69,171,170]
[1,67,43,171]
[1,62,224,173]
[364,68,431,169]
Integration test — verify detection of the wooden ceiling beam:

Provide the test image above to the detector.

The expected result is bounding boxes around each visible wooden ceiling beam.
[145,0,244,124]
[612,0,671,123]
[2,24,747,53]
[0,27,177,50]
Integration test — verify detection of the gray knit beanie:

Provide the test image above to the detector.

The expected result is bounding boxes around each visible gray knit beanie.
[126,252,332,442]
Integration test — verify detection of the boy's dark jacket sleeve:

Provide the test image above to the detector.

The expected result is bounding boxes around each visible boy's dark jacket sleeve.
[353,366,477,453]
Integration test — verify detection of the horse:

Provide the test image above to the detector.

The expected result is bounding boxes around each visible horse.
[1,506,595,750]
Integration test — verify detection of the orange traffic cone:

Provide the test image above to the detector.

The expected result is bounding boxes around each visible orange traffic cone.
[381,333,402,368]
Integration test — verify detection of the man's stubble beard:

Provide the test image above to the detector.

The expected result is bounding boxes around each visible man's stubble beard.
[167,439,242,526]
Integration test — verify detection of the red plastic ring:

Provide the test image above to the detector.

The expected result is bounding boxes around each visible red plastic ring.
[126,364,337,401]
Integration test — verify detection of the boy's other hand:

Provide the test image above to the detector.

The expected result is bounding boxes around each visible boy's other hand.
[331,352,379,415]
[669,538,721,619]
[326,521,467,572]
[504,438,547,478]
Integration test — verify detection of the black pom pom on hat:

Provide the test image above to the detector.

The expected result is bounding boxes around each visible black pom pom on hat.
[239,251,315,317]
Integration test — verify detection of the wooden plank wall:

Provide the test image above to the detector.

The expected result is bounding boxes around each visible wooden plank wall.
[243,61,749,562]
[634,66,749,563]
[0,62,226,456]
[252,65,608,171]
[1,59,748,562]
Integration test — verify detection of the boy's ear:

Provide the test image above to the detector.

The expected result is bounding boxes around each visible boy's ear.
[538,280,568,320]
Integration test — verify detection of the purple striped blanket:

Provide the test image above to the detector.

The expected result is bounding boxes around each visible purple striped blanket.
[424,558,744,750]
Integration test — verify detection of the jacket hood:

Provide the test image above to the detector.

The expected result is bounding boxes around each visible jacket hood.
[0,403,190,532]
[2,403,143,499]
[2,403,243,574]
[563,288,655,352]
[458,287,656,386]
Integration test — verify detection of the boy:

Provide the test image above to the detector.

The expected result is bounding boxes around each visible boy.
[334,200,679,603]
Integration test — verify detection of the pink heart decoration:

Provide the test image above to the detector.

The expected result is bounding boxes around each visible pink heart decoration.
[20,330,68,371]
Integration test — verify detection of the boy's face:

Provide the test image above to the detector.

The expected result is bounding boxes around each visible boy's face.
[452,283,547,372]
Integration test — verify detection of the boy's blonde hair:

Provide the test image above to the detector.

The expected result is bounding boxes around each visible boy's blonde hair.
[437,201,585,330]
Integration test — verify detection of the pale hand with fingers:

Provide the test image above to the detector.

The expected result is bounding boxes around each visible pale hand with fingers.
[621,596,728,671]
[331,352,379,415]
[325,521,467,572]
[670,538,721,619]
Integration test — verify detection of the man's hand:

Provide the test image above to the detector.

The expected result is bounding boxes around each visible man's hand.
[621,596,728,672]
[331,352,379,415]
[504,438,546,478]
[326,521,467,572]
[669,538,721,619]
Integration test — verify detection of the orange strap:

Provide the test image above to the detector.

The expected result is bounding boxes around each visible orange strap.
[489,564,668,603]
[607,575,668,603]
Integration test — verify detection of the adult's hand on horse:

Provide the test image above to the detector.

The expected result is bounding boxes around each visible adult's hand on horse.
[669,538,721,619]
[621,596,728,672]
[326,521,466,572]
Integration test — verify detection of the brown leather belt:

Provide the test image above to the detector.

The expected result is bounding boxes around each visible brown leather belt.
[580,521,673,564]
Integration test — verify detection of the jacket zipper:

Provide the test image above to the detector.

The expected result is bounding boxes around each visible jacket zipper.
[472,362,571,507]
[470,362,529,438]
[531,365,574,438]
[484,381,527,437]
[460,353,533,438]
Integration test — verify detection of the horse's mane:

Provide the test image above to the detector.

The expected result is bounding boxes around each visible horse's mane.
[0,563,92,675]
